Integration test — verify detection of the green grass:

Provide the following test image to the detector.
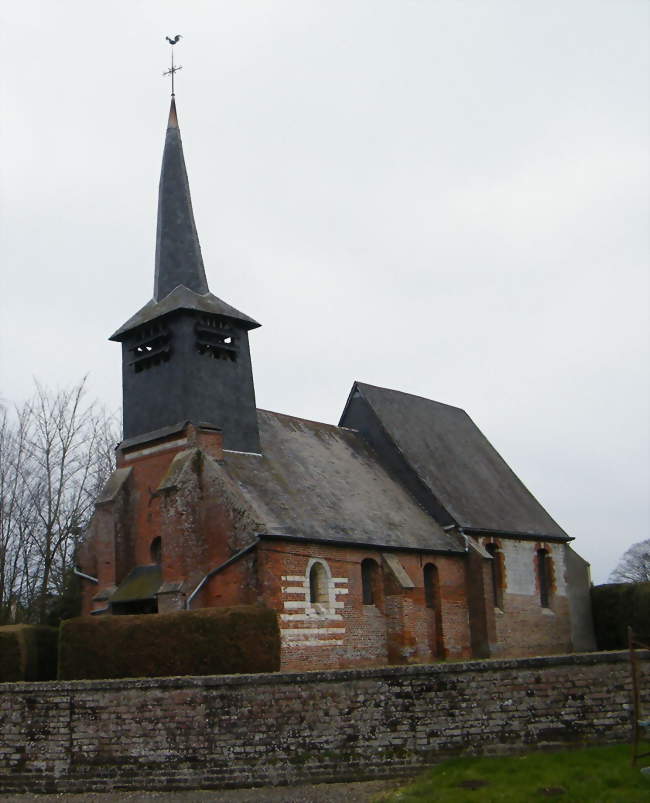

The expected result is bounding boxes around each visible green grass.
[377,744,650,802]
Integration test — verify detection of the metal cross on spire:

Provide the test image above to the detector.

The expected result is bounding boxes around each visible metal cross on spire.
[163,35,183,96]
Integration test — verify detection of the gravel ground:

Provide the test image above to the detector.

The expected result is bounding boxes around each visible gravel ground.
[0,779,402,803]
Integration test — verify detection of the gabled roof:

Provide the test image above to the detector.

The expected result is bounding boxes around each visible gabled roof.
[341,382,569,540]
[222,410,464,554]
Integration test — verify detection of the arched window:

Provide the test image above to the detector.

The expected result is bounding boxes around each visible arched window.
[309,562,329,606]
[485,543,504,610]
[423,563,440,609]
[361,558,380,605]
[150,537,162,565]
[537,548,551,608]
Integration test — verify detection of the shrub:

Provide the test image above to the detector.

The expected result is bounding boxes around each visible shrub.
[0,625,59,682]
[591,582,650,650]
[58,605,280,680]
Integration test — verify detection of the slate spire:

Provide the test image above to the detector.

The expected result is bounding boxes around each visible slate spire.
[153,97,209,301]
[111,95,261,453]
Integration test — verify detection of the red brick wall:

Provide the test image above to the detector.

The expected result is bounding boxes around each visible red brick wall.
[79,426,251,615]
[253,540,472,671]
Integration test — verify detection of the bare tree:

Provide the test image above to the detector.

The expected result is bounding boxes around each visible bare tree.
[0,405,39,622]
[0,379,119,623]
[609,539,650,584]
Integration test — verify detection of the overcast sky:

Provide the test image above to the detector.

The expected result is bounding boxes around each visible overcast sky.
[1,1,648,584]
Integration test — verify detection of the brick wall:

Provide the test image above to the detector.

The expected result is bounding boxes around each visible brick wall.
[0,651,646,794]
[481,538,573,657]
[254,541,472,671]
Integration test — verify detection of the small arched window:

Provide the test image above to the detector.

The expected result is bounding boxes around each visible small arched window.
[537,548,551,608]
[309,562,329,606]
[485,543,504,610]
[423,563,440,609]
[150,537,162,565]
[361,558,380,605]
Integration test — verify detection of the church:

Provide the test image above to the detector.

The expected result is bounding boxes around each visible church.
[77,94,596,671]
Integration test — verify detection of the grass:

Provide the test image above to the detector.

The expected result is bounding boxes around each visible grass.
[376,744,650,802]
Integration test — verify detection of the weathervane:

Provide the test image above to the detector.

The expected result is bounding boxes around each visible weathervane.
[163,35,183,96]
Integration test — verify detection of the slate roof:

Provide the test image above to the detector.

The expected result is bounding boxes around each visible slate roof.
[111,565,162,603]
[222,410,464,554]
[154,97,208,301]
[110,285,260,341]
[345,382,569,539]
[110,98,259,341]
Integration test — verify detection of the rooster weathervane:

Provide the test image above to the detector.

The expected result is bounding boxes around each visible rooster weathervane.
[163,35,183,96]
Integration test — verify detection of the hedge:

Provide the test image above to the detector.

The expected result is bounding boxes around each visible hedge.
[591,582,650,650]
[58,605,280,680]
[0,625,59,683]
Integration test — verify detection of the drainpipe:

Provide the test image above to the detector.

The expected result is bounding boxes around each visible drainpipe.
[73,567,98,583]
[185,540,259,610]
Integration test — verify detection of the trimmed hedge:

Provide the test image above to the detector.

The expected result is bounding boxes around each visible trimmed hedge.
[591,582,650,650]
[58,605,280,680]
[0,625,59,682]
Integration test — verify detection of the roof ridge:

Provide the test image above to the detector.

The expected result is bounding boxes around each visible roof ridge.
[356,381,468,414]
[256,408,344,430]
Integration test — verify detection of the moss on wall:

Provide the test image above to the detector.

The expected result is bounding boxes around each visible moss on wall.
[58,605,280,680]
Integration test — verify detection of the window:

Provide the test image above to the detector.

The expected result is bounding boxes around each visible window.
[195,315,238,362]
[485,543,504,610]
[423,563,440,609]
[537,548,551,608]
[309,562,329,606]
[423,563,445,658]
[150,537,162,565]
[130,323,171,373]
[361,558,380,605]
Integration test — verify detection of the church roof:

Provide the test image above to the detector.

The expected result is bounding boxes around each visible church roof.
[342,382,569,539]
[110,97,259,341]
[154,96,208,301]
[109,285,259,341]
[110,565,162,603]
[222,410,464,554]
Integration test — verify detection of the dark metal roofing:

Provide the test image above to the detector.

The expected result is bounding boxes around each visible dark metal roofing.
[345,382,569,540]
[110,99,259,341]
[118,421,190,450]
[154,97,208,301]
[109,277,260,341]
[222,410,464,554]
[111,565,162,603]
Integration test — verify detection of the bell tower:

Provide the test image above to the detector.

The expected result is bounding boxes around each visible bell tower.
[110,97,261,453]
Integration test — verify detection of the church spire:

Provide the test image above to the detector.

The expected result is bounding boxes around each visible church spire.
[110,86,261,453]
[153,97,209,301]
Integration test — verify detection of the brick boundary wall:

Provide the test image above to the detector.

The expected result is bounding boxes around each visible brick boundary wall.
[0,651,648,794]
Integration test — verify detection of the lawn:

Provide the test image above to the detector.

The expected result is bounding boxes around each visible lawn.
[377,744,650,802]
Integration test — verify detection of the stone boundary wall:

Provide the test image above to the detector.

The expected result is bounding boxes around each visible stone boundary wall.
[0,651,647,794]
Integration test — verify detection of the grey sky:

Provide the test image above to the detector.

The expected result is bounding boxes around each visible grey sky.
[1,1,648,583]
